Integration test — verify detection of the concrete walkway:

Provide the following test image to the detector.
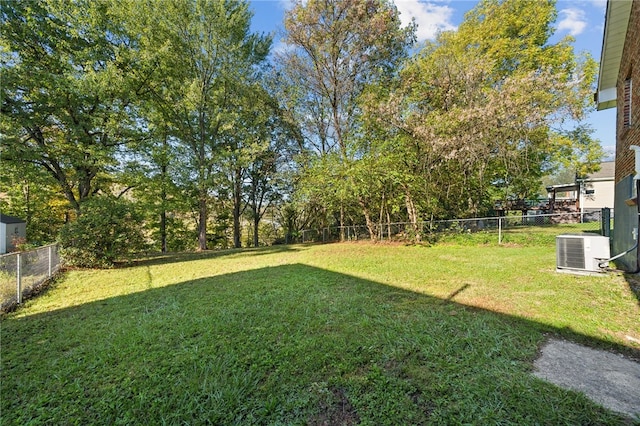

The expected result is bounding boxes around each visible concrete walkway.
[533,339,640,419]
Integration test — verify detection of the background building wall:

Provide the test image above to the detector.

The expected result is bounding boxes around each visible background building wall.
[581,180,615,209]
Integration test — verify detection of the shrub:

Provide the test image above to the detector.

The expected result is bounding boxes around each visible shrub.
[58,196,147,268]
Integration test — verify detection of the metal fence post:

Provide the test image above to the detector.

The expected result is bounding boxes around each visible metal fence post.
[16,253,22,304]
[498,217,503,245]
[48,245,53,277]
[0,244,62,310]
[601,208,611,237]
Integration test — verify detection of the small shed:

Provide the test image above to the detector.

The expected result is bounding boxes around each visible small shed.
[0,214,27,254]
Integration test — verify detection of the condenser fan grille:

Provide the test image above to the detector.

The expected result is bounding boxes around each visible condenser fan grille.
[557,237,585,270]
[556,234,610,274]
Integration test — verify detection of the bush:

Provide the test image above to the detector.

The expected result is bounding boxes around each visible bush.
[59,197,147,268]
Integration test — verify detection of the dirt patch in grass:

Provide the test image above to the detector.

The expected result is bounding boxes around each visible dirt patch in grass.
[310,384,359,426]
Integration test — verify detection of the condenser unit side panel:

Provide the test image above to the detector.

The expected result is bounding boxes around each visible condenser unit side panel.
[585,236,610,270]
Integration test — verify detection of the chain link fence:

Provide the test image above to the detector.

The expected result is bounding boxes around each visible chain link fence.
[0,211,611,310]
[299,210,612,244]
[1,244,60,312]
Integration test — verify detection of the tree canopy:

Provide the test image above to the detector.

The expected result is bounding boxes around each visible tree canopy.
[0,0,603,262]
[1,0,144,213]
[360,0,601,227]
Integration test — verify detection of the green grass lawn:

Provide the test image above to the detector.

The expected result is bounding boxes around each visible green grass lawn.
[2,226,639,424]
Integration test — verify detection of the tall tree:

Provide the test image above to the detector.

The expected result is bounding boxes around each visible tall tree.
[243,86,299,247]
[1,0,145,214]
[131,0,271,250]
[548,124,604,179]
[280,0,415,239]
[215,76,299,248]
[364,0,601,227]
[121,124,196,253]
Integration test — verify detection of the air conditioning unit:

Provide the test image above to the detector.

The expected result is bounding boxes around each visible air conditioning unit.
[556,234,610,274]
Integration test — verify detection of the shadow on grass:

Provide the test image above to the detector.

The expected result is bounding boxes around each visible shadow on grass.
[2,264,637,425]
[122,244,308,268]
[624,274,640,307]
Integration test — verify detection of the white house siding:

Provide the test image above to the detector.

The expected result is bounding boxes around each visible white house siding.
[0,222,6,254]
[581,180,615,210]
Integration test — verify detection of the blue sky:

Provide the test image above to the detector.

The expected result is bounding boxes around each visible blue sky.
[249,0,617,155]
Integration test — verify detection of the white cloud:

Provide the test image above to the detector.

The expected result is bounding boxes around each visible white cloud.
[393,0,457,41]
[278,0,296,11]
[557,8,588,36]
[272,39,296,56]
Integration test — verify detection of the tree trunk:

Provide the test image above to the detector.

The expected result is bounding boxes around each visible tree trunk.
[233,167,242,249]
[160,136,168,253]
[198,191,207,251]
[23,182,31,230]
[340,204,345,242]
[378,192,385,240]
[405,189,421,242]
[160,209,167,253]
[359,198,377,242]
[386,207,392,242]
[253,214,260,247]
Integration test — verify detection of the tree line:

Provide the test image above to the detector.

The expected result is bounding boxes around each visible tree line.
[0,0,602,265]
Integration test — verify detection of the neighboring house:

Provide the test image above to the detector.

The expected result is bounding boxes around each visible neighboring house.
[0,214,27,254]
[578,161,615,211]
[544,161,614,213]
[596,0,639,271]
